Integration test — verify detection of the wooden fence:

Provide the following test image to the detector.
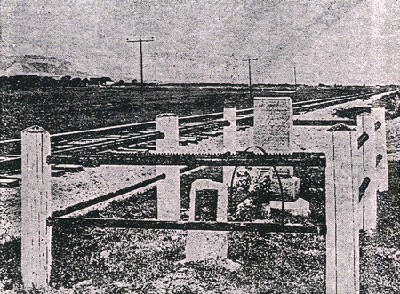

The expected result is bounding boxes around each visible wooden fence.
[19,99,388,293]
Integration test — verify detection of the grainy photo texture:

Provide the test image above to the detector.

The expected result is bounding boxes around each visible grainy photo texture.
[0,1,399,293]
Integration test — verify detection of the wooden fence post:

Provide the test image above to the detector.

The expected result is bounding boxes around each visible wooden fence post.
[325,124,360,294]
[223,106,236,224]
[20,126,52,290]
[371,108,388,191]
[356,113,377,231]
[223,107,236,154]
[156,114,180,220]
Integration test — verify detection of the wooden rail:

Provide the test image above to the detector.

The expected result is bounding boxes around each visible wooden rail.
[48,152,327,167]
[47,217,326,234]
[51,173,166,218]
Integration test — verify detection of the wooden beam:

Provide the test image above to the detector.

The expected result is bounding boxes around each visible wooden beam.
[47,217,326,234]
[48,152,326,167]
[51,174,166,218]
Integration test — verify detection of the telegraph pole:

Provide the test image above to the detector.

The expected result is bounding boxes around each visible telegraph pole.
[243,58,258,100]
[293,63,297,86]
[127,36,154,89]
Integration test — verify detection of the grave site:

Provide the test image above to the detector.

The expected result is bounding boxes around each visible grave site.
[0,91,399,293]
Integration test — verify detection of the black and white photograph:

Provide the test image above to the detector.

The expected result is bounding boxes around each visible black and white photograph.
[0,1,399,293]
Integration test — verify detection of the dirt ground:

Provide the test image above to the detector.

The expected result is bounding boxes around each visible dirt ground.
[0,92,398,293]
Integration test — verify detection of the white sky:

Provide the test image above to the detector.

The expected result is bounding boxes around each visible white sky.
[1,0,399,85]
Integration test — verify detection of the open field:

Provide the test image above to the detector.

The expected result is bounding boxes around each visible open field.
[0,87,398,293]
[1,86,366,140]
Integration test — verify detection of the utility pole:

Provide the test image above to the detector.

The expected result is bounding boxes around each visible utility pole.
[127,36,154,89]
[243,58,258,100]
[293,63,298,100]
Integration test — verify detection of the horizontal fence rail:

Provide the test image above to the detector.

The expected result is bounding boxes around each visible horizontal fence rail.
[47,217,327,234]
[51,173,166,218]
[293,119,356,126]
[48,152,327,167]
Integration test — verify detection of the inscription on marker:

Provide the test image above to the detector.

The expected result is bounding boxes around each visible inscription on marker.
[254,97,293,153]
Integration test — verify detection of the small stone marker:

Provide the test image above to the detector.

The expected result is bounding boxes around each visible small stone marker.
[186,179,229,261]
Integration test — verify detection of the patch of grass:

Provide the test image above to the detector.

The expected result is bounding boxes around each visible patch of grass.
[360,161,400,294]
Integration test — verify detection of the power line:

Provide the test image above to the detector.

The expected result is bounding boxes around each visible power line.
[242,58,258,100]
[127,36,154,89]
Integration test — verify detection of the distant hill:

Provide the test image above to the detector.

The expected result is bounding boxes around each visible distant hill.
[0,54,86,77]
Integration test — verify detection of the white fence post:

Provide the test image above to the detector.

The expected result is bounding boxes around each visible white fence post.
[325,124,359,294]
[371,108,388,191]
[356,113,377,231]
[222,106,236,223]
[223,107,236,154]
[20,126,52,290]
[156,114,181,221]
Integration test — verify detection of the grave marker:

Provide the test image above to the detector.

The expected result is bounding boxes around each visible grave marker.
[186,179,229,261]
[254,97,292,153]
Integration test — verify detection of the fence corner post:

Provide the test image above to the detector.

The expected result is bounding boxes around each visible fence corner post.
[325,124,359,294]
[20,125,52,290]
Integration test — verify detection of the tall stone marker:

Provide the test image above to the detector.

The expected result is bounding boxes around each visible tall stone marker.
[254,97,292,153]
[21,126,52,290]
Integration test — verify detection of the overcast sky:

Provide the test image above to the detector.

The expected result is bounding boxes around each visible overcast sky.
[1,0,399,85]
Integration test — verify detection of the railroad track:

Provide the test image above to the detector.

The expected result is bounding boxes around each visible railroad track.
[0,92,374,174]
